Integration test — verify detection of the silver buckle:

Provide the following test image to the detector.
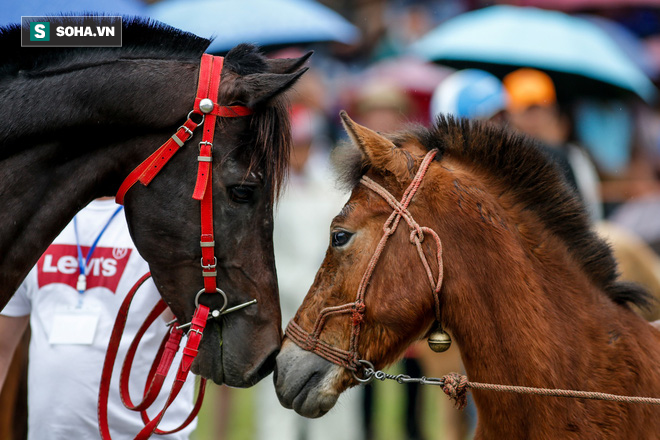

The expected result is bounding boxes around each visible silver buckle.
[178,124,194,137]
[201,256,217,270]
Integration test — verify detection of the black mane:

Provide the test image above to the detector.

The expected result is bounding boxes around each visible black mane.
[335,115,650,309]
[0,16,210,78]
[0,17,291,198]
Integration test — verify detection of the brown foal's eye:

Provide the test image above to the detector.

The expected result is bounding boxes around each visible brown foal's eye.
[228,186,254,203]
[331,230,352,247]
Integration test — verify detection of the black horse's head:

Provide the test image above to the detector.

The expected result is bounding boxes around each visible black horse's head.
[123,44,310,387]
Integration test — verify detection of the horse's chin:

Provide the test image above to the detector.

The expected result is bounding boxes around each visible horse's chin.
[191,319,279,387]
[191,320,225,385]
[274,341,343,418]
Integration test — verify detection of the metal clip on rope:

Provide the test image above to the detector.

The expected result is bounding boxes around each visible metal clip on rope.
[354,359,448,387]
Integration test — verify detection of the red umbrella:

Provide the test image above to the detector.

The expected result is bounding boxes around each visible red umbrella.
[360,56,453,94]
[356,57,453,124]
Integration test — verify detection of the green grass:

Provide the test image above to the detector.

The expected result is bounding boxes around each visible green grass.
[191,363,469,440]
[193,382,255,440]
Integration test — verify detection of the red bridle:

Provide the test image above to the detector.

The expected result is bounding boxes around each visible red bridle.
[99,54,252,440]
[286,150,444,376]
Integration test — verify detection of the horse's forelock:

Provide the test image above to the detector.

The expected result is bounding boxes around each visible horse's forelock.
[331,141,368,192]
[331,125,443,193]
[218,45,292,200]
[224,44,269,76]
[250,97,291,199]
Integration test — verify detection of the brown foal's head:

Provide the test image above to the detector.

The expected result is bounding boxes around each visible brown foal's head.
[274,112,451,417]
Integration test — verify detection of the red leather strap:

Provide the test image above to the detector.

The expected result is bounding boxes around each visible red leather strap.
[132,305,210,439]
[115,118,200,205]
[115,54,251,206]
[178,306,209,379]
[193,142,213,201]
[192,55,223,200]
[192,56,224,293]
[140,380,207,436]
[194,54,214,106]
[120,312,207,436]
[193,99,253,117]
[106,53,253,439]
[119,300,171,412]
[99,272,208,440]
[139,118,200,186]
[99,272,152,440]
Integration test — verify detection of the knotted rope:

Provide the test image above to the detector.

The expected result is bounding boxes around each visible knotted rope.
[440,373,660,410]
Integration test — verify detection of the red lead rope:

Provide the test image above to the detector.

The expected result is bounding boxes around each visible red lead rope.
[98,273,207,440]
[100,54,252,439]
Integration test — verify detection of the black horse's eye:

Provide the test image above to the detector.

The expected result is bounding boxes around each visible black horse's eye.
[331,230,353,247]
[228,186,254,203]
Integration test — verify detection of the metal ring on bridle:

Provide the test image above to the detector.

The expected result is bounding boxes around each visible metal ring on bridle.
[352,360,375,384]
[187,110,205,125]
[195,287,228,311]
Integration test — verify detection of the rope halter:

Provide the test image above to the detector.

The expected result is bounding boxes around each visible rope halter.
[286,149,444,376]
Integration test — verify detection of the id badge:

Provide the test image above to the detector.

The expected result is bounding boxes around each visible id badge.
[49,305,101,345]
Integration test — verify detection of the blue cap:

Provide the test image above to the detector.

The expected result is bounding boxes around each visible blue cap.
[430,69,508,121]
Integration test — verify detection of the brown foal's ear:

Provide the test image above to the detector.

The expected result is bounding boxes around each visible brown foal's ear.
[243,68,309,108]
[266,51,313,74]
[339,110,410,182]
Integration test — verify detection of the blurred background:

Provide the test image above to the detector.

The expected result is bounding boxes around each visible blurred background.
[3,1,660,439]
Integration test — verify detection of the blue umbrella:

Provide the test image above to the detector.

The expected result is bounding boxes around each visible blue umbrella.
[0,0,147,26]
[148,0,359,54]
[582,14,659,80]
[411,5,656,103]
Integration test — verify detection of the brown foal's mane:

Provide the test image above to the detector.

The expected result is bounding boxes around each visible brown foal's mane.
[333,115,650,308]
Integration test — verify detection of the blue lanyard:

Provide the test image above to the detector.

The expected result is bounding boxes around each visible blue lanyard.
[73,205,123,295]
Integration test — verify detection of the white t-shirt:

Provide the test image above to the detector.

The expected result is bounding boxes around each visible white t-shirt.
[257,145,364,440]
[1,199,196,440]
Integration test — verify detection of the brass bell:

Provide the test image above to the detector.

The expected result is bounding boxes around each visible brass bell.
[427,328,452,352]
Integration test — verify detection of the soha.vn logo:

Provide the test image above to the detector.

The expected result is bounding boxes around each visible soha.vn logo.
[30,22,116,39]
[29,22,50,41]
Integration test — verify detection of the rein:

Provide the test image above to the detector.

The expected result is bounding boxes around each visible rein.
[99,54,254,440]
[361,366,660,409]
[286,150,444,377]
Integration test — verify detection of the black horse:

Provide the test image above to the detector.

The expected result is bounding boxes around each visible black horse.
[0,17,309,387]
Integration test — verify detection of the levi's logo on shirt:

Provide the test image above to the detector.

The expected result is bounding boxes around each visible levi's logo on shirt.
[37,244,132,293]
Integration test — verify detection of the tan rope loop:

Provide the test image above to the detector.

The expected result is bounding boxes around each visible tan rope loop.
[440,372,660,409]
[409,227,424,244]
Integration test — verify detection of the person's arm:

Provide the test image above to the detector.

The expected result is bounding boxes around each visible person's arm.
[0,314,29,391]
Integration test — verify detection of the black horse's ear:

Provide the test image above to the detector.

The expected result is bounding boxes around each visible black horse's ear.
[267,51,313,74]
[244,68,309,108]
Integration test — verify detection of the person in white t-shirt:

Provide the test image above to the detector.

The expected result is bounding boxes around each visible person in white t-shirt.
[0,198,196,440]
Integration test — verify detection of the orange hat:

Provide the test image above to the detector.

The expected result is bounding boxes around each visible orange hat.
[502,68,556,113]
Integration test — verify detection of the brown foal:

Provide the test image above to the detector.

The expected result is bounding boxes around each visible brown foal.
[275,112,660,439]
